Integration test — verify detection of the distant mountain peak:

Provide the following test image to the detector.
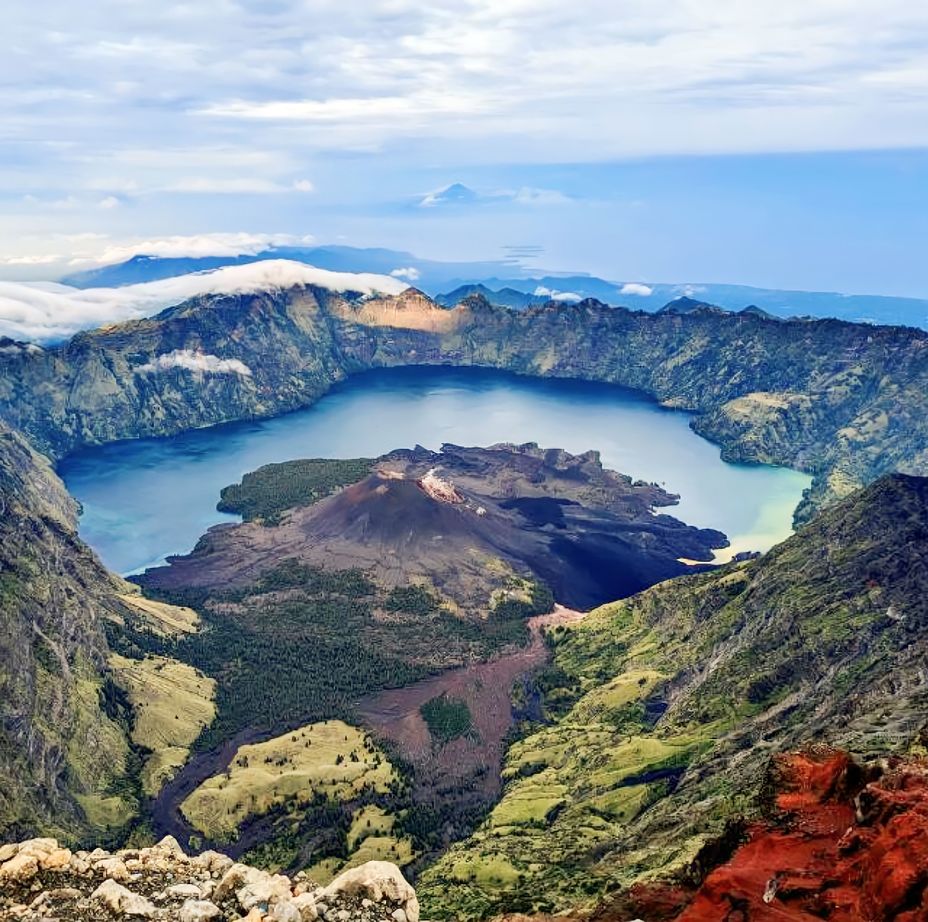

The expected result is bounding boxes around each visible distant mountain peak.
[420,183,479,208]
[658,295,726,314]
[739,304,778,320]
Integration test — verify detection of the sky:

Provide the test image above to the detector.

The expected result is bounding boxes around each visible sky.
[3,0,928,295]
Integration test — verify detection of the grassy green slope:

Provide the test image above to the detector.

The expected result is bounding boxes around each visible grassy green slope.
[419,473,928,918]
[129,561,541,752]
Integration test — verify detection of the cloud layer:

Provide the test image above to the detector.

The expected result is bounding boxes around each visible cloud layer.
[620,283,654,297]
[534,285,582,303]
[2,3,928,296]
[5,1,928,215]
[0,260,409,342]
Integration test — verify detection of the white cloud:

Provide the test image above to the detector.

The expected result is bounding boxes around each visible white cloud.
[0,260,409,343]
[136,349,252,376]
[0,232,319,282]
[23,194,80,210]
[292,178,315,193]
[86,232,316,267]
[161,177,292,194]
[98,195,121,209]
[0,0,927,225]
[390,266,421,281]
[534,285,582,303]
[620,282,654,296]
[198,92,485,123]
[2,0,928,286]
[0,254,63,267]
[674,284,707,298]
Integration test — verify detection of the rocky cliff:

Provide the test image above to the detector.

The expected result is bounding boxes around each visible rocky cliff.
[669,749,928,922]
[0,421,217,844]
[0,422,135,839]
[0,279,926,520]
[597,748,928,921]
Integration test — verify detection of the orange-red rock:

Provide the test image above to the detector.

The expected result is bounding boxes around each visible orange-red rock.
[668,749,928,922]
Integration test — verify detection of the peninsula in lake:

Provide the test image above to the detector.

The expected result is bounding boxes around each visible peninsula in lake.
[141,442,728,608]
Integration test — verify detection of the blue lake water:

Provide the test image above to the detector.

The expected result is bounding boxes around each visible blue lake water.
[59,366,811,575]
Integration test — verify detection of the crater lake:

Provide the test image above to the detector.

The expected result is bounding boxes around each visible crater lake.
[59,366,811,575]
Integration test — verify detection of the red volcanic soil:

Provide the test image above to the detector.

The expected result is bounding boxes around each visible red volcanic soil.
[658,748,928,922]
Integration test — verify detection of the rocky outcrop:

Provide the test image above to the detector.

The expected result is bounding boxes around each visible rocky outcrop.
[624,748,928,921]
[0,836,418,922]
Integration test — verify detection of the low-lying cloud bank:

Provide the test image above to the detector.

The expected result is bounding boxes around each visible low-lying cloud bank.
[534,285,582,303]
[136,349,253,376]
[620,282,654,297]
[0,260,409,343]
[89,233,316,266]
[0,233,319,280]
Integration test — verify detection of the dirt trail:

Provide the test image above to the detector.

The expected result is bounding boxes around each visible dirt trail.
[358,605,585,800]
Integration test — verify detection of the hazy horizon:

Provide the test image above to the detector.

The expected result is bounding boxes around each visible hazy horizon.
[3,2,928,298]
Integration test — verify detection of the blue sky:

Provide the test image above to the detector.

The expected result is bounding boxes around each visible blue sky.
[3,1,928,295]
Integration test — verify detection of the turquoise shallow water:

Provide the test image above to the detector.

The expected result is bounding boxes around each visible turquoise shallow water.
[59,366,811,575]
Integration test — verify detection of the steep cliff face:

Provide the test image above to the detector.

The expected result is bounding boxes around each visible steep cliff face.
[600,749,928,922]
[667,750,928,922]
[0,286,349,458]
[0,423,137,840]
[419,474,928,918]
[0,284,927,520]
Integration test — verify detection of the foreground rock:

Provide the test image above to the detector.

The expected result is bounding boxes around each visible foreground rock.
[613,749,928,922]
[0,836,417,922]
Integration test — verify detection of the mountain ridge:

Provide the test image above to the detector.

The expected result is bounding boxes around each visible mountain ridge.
[57,245,928,329]
[1,278,926,522]
[0,272,927,910]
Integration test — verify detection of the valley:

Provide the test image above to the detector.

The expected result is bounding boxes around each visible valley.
[357,605,586,833]
[419,473,928,918]
[5,2,928,917]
